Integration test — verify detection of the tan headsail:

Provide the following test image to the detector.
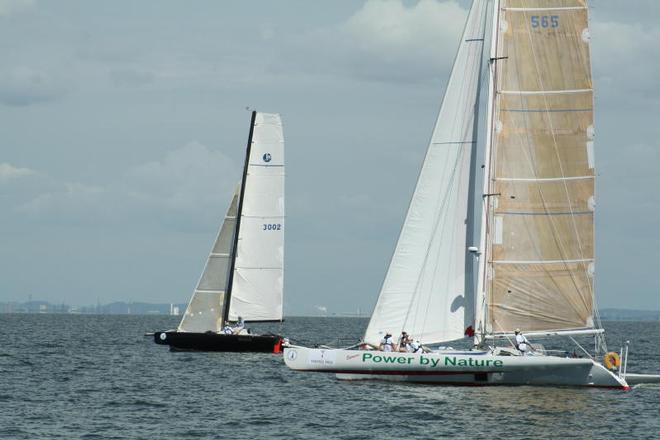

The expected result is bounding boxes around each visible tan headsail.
[484,0,595,334]
[178,185,240,333]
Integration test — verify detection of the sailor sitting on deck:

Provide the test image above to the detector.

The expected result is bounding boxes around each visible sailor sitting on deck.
[398,331,411,352]
[232,316,246,335]
[410,339,422,353]
[379,332,396,352]
[222,325,234,335]
[514,328,531,355]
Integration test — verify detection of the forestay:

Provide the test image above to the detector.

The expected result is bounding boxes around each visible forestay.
[178,186,239,332]
[484,0,595,333]
[228,113,285,322]
[364,0,488,346]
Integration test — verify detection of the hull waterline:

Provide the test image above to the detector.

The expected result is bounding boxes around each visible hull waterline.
[154,331,282,353]
[284,346,629,389]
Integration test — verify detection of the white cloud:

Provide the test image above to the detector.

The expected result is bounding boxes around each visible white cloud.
[0,0,34,17]
[275,0,468,83]
[343,0,465,64]
[17,182,106,222]
[125,141,238,214]
[0,162,35,181]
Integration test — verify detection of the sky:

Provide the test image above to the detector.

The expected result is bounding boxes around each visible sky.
[1,0,659,315]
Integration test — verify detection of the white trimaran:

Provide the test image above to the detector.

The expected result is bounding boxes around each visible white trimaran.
[284,0,659,387]
[155,111,286,352]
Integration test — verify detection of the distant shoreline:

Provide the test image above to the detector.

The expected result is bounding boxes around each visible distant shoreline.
[0,302,659,322]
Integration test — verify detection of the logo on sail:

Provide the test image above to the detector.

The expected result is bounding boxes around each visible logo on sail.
[263,153,272,162]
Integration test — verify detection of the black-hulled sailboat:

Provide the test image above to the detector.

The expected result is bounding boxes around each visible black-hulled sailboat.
[154,111,285,352]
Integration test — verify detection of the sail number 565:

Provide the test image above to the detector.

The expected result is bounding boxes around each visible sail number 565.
[531,15,559,28]
[263,223,282,231]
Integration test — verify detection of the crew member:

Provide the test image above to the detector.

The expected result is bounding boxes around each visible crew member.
[232,316,245,334]
[379,332,396,352]
[514,328,531,355]
[398,331,410,352]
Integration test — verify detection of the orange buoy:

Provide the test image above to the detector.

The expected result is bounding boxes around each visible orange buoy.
[603,352,621,370]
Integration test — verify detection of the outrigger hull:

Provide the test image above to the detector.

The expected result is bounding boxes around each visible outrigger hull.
[284,346,629,389]
[154,331,282,353]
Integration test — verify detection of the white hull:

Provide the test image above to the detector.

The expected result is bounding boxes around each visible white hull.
[284,346,629,389]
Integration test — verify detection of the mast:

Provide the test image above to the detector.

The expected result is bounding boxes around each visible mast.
[222,110,256,325]
[474,0,501,345]
[465,0,492,340]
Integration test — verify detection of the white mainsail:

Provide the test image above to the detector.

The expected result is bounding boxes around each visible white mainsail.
[364,0,489,346]
[481,0,596,334]
[178,185,239,332]
[228,113,285,322]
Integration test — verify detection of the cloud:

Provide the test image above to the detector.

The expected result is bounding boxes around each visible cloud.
[16,182,107,223]
[0,67,67,106]
[275,0,468,83]
[11,142,239,230]
[342,0,466,67]
[0,162,36,181]
[0,0,34,17]
[125,141,238,215]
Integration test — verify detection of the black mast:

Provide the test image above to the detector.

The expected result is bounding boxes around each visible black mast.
[222,110,256,325]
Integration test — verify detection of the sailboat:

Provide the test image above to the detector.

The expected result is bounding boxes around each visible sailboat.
[154,111,285,352]
[284,0,660,387]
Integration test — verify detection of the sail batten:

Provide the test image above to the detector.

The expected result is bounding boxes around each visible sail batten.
[503,7,586,11]
[500,88,591,95]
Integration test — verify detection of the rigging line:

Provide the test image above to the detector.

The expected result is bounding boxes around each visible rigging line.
[522,9,593,312]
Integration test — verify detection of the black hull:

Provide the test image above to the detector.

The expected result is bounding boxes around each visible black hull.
[154,331,282,353]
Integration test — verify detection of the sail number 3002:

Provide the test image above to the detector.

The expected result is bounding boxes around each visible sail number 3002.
[263,223,282,231]
[531,15,559,28]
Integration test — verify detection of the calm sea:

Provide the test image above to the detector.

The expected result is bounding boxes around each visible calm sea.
[1,315,658,439]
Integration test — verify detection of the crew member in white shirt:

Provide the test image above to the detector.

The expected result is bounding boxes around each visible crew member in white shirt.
[379,332,396,352]
[514,328,531,355]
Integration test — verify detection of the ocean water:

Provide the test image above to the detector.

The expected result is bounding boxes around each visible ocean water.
[1,315,658,439]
